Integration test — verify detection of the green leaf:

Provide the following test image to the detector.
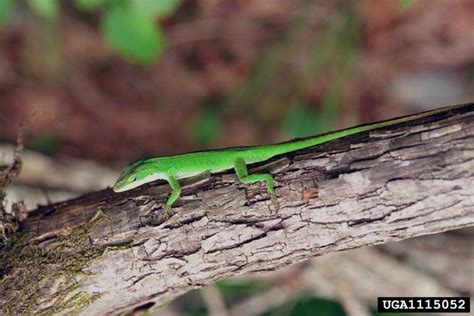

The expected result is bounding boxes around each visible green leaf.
[102,1,166,64]
[0,0,13,23]
[28,0,58,20]
[398,0,415,12]
[130,0,181,19]
[74,0,106,11]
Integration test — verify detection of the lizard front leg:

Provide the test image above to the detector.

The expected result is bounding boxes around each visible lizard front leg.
[164,175,181,213]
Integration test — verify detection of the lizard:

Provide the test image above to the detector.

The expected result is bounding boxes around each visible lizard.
[113,105,458,213]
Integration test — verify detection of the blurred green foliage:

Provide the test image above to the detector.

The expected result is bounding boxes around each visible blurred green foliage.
[216,278,270,304]
[74,0,106,11]
[186,3,363,148]
[282,100,321,138]
[0,0,12,22]
[179,287,346,316]
[190,101,224,147]
[262,296,345,316]
[28,0,58,19]
[29,134,61,154]
[398,0,415,12]
[466,63,474,84]
[0,0,181,64]
[102,0,180,63]
[217,279,269,294]
[308,4,360,135]
[102,0,166,64]
[179,284,418,316]
[175,289,208,316]
[214,2,362,142]
[128,0,181,19]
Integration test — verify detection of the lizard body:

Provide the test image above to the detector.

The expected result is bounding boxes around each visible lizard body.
[113,105,455,211]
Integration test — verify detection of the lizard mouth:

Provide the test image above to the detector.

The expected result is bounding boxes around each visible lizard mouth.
[112,172,165,193]
[112,178,129,192]
[113,178,143,192]
[112,183,125,192]
[112,185,124,193]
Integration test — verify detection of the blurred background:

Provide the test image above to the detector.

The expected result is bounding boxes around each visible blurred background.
[0,0,472,315]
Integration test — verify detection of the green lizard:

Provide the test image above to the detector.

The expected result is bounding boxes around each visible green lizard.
[113,106,453,212]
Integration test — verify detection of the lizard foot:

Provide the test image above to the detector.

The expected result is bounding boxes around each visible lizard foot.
[155,205,175,224]
[269,194,280,213]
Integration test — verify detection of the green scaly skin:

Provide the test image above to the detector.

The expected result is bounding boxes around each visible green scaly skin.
[113,106,453,213]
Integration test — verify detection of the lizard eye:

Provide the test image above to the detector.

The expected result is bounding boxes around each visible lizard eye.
[129,175,137,182]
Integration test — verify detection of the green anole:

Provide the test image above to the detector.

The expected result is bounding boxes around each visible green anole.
[113,106,454,212]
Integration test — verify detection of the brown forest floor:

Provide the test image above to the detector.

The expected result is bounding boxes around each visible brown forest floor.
[0,0,472,167]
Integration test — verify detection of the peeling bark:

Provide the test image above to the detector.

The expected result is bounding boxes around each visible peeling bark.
[1,103,473,315]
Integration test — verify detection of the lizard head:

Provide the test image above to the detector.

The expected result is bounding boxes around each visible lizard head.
[113,159,164,193]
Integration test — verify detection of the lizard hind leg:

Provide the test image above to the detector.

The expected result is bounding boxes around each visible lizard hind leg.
[148,175,181,225]
[233,158,279,209]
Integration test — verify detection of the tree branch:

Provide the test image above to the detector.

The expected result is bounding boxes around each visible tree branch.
[1,103,473,315]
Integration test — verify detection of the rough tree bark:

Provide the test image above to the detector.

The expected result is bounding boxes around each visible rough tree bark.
[1,103,473,315]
